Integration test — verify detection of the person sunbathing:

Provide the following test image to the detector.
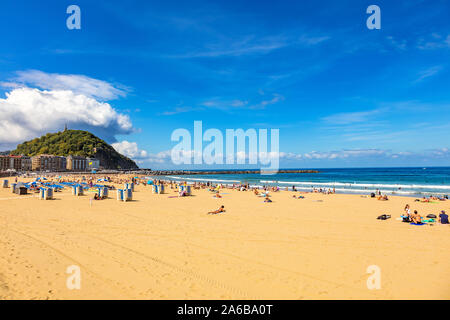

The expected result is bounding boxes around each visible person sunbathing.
[179,190,187,197]
[264,196,272,203]
[208,205,225,215]
[254,189,259,195]
[94,193,101,200]
[411,210,422,224]
[214,194,222,198]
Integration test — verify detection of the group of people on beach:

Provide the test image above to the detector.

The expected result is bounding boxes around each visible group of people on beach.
[415,195,448,202]
[402,204,448,224]
[10,173,450,225]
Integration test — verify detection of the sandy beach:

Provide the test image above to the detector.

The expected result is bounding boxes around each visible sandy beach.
[0,177,449,300]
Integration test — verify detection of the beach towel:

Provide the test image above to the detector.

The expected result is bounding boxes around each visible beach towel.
[410,222,425,225]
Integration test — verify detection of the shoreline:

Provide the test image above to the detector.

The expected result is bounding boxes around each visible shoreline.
[150,176,450,198]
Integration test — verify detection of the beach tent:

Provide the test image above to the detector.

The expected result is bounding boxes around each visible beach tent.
[39,188,53,200]
[125,188,133,201]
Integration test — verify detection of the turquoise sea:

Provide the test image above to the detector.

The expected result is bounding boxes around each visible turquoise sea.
[159,167,450,197]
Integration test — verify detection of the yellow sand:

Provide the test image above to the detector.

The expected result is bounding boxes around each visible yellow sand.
[0,178,449,300]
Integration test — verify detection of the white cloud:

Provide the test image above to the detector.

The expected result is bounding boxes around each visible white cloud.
[414,65,443,83]
[258,93,284,108]
[321,109,383,125]
[111,141,174,164]
[5,70,128,101]
[298,35,330,46]
[417,34,450,50]
[0,87,132,150]
[200,99,248,110]
[301,149,388,160]
[108,142,450,168]
[170,35,288,58]
[111,141,148,159]
[197,93,283,112]
[169,33,329,59]
[386,36,407,50]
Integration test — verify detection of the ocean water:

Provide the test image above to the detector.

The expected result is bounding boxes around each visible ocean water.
[162,167,450,197]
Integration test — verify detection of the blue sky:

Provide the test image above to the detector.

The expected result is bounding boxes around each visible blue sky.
[0,0,449,168]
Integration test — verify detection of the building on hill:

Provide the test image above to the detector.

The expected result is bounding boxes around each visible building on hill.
[66,155,87,171]
[31,155,66,171]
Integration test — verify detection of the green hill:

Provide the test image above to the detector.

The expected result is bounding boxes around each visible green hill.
[11,130,139,170]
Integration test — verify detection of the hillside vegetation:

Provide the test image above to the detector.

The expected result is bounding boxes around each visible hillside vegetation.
[11,130,138,169]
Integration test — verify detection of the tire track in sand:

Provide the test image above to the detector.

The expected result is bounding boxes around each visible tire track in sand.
[90,235,256,299]
[6,228,137,299]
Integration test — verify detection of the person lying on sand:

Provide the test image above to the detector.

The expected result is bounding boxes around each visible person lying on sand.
[208,205,225,215]
[179,190,187,197]
[264,196,272,203]
[254,189,259,195]
[411,210,422,224]
[94,193,101,200]
[214,194,222,198]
